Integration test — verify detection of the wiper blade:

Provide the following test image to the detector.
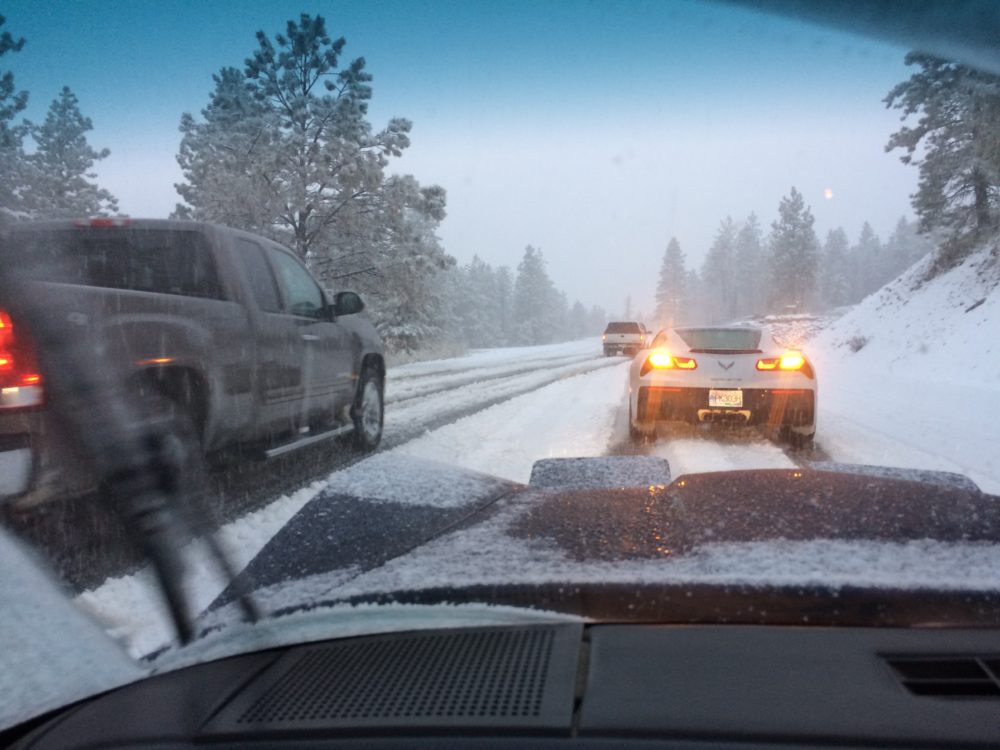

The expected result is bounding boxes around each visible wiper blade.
[0,234,257,643]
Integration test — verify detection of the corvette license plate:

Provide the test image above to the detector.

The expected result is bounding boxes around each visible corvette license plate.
[709,389,743,408]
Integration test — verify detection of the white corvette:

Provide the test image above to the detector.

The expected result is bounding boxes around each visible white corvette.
[628,326,817,447]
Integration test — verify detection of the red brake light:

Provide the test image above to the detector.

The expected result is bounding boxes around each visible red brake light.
[73,217,132,228]
[0,307,44,397]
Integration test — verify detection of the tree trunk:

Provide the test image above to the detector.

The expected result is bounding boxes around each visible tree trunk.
[973,168,992,235]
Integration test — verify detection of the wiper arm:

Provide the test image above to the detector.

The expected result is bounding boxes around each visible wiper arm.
[0,232,257,643]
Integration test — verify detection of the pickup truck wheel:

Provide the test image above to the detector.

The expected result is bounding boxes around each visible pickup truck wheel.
[351,367,384,452]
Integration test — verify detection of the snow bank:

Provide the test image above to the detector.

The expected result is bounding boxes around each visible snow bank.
[812,243,1000,492]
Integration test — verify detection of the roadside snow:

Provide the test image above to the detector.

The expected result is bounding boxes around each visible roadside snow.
[389,362,630,483]
[812,244,1000,493]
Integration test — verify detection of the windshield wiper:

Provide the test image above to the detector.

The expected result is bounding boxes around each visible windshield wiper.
[0,237,257,643]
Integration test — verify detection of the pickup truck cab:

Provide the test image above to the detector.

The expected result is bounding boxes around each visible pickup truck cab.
[0,218,385,506]
[602,321,647,356]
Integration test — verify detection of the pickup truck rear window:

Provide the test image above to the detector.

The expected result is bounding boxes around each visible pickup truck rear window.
[9,228,223,300]
[604,322,642,334]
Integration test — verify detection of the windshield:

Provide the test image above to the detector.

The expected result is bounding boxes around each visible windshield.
[1,0,999,735]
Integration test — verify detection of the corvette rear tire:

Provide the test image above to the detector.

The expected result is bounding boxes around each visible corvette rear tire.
[629,404,655,443]
[783,427,815,450]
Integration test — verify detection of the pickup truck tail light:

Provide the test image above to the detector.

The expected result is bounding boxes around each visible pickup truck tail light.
[640,350,697,376]
[0,307,44,408]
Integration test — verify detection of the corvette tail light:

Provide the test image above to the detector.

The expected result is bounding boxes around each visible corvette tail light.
[641,350,697,376]
[756,350,814,378]
[779,351,806,370]
[0,307,44,408]
[757,351,804,371]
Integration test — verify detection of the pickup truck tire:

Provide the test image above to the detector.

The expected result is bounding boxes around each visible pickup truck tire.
[351,366,384,452]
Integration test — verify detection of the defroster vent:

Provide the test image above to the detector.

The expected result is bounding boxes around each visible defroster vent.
[886,656,1000,698]
[204,624,581,737]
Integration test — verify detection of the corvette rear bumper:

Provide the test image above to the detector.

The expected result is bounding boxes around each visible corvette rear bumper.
[637,386,815,428]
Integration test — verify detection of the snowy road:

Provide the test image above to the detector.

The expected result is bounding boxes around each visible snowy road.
[69,327,1000,658]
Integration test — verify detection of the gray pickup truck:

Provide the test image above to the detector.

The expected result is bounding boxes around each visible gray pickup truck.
[602,321,647,356]
[0,218,385,506]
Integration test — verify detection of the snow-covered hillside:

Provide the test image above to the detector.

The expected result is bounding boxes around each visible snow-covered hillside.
[811,242,1000,492]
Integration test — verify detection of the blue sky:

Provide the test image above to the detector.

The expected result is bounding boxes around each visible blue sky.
[2,0,916,314]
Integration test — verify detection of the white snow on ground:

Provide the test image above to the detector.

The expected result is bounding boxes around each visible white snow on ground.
[390,362,630,483]
[811,244,1000,493]
[389,338,601,379]
[385,352,616,430]
[648,429,795,477]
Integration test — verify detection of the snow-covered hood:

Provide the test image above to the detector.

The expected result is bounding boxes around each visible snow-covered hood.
[8,454,1000,732]
[193,455,1000,644]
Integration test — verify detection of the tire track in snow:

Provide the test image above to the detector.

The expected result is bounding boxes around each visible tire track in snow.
[386,353,600,404]
[607,423,831,479]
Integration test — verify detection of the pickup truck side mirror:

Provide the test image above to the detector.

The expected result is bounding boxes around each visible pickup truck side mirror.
[333,291,365,317]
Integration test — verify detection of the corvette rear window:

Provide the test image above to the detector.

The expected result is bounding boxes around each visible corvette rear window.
[676,328,762,352]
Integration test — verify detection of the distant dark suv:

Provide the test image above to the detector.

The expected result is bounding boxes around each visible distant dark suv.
[602,321,647,356]
[0,219,385,506]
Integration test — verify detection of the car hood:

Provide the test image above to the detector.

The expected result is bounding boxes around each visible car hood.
[181,455,1000,660]
[6,454,1000,731]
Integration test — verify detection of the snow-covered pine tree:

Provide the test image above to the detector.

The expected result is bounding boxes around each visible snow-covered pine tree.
[568,300,589,340]
[451,256,502,347]
[494,266,514,346]
[766,187,819,312]
[0,15,27,217]
[173,67,276,231]
[655,237,686,328]
[586,304,607,335]
[733,214,764,317]
[25,87,117,218]
[819,228,851,308]
[701,217,738,322]
[885,53,1000,265]
[512,245,560,345]
[174,15,440,272]
[360,176,453,353]
[850,222,883,299]
[884,216,936,278]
